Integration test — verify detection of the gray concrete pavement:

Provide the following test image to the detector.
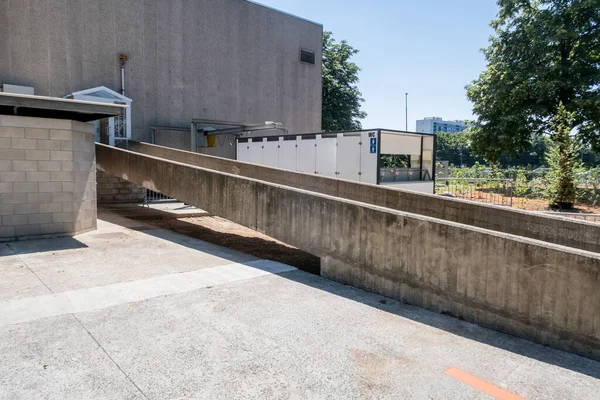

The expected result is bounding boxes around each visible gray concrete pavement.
[101,201,210,217]
[1,211,599,399]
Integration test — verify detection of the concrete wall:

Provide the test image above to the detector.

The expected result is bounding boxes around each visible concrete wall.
[155,130,191,152]
[128,141,600,254]
[197,134,238,159]
[0,115,96,240]
[153,129,286,160]
[0,0,323,141]
[96,144,600,360]
[96,170,145,204]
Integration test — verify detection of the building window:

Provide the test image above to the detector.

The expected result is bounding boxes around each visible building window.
[300,48,316,65]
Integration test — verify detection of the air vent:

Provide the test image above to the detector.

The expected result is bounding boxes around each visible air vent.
[300,48,316,65]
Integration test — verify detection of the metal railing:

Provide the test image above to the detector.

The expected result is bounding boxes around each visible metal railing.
[145,189,174,203]
[436,178,514,207]
[380,168,431,183]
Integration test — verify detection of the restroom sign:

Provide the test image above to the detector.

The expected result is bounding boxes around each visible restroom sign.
[369,137,377,153]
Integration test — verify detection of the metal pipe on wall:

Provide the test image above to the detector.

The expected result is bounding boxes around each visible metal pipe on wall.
[119,54,128,96]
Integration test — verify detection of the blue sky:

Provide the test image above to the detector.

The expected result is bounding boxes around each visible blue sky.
[256,0,499,131]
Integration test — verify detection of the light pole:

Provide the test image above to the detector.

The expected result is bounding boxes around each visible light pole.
[405,93,408,131]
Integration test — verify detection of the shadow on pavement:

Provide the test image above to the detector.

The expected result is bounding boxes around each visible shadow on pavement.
[99,203,600,380]
[99,204,321,275]
[2,236,88,256]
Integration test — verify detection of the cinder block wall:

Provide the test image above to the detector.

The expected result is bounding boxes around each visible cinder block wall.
[96,170,145,204]
[0,115,96,240]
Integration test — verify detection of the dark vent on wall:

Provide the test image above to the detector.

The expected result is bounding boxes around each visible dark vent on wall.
[300,49,316,65]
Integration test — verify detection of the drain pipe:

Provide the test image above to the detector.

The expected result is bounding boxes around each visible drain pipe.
[119,54,128,96]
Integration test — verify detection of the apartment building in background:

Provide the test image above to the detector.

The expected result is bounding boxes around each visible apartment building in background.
[416,117,466,134]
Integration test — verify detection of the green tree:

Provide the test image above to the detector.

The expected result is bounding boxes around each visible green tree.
[501,135,550,168]
[322,31,367,131]
[435,129,485,167]
[380,155,409,168]
[436,129,549,168]
[581,146,600,166]
[467,0,600,162]
[546,103,582,208]
[437,130,469,166]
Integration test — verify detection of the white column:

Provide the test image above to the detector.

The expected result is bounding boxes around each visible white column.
[125,104,132,139]
[108,118,115,146]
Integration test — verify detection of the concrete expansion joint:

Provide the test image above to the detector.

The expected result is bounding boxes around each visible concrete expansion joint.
[70,314,149,400]
[6,243,53,294]
[5,242,147,398]
[4,245,148,395]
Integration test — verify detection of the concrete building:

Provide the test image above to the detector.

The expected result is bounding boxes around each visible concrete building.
[416,117,466,134]
[0,0,323,150]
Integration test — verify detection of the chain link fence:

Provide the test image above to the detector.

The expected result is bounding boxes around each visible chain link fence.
[436,178,514,206]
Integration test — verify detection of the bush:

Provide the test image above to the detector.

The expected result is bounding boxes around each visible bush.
[577,168,600,206]
[545,104,582,209]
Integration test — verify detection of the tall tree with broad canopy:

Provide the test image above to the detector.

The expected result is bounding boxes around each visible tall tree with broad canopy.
[467,0,600,162]
[322,31,367,131]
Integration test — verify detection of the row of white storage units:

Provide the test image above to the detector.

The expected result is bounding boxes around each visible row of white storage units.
[236,129,436,193]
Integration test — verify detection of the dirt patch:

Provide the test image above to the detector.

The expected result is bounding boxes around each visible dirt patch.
[452,190,600,214]
[103,206,320,275]
[152,216,320,275]
[349,348,415,397]
[512,197,600,213]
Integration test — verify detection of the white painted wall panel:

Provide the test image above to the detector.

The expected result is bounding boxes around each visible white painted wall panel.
[279,138,298,171]
[237,131,432,186]
[237,141,250,162]
[249,139,264,165]
[315,136,337,177]
[262,140,279,168]
[297,137,316,174]
[360,131,378,184]
[337,134,361,181]
[423,136,434,151]
[381,132,421,155]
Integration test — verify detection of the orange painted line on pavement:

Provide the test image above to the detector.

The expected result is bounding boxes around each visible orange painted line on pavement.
[444,367,526,400]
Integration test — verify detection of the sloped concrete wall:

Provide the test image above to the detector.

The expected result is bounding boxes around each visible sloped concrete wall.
[97,143,600,360]
[128,141,600,254]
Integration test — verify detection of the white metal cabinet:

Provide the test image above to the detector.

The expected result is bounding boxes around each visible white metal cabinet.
[279,137,298,171]
[262,139,279,168]
[237,140,250,162]
[315,135,337,177]
[336,134,361,181]
[297,137,317,174]
[249,138,264,165]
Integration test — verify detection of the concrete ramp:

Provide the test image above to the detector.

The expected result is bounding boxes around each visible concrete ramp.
[128,141,600,254]
[97,143,600,361]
